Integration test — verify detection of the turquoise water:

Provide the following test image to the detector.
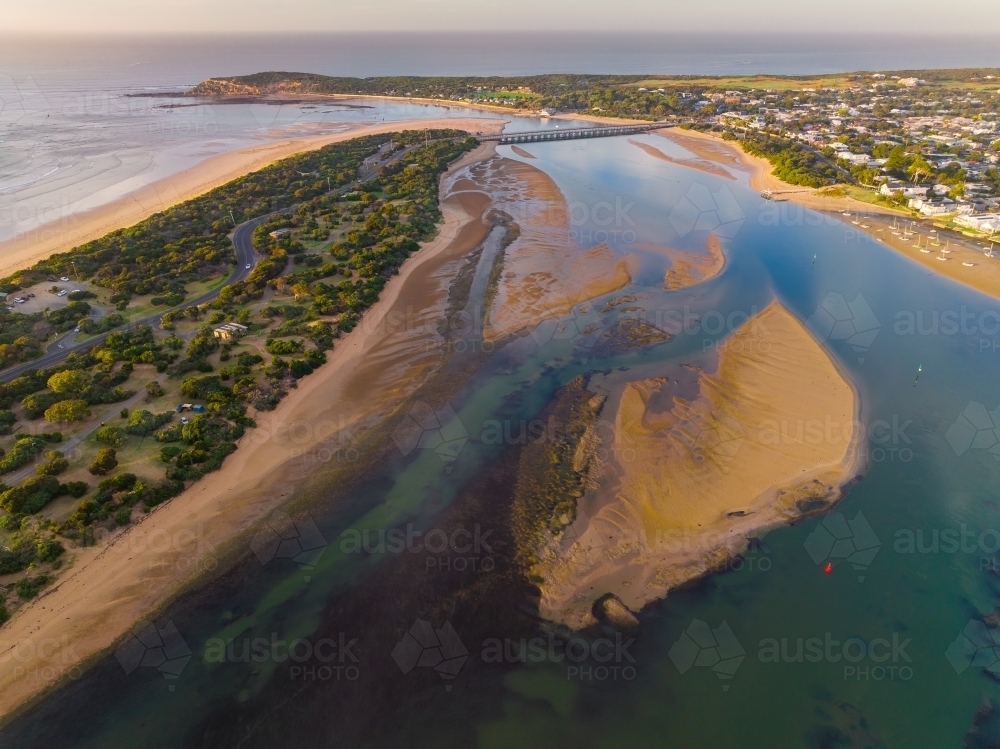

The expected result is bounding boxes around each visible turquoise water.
[6,133,1000,748]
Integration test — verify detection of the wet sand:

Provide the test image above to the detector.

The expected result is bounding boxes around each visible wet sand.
[536,301,861,628]
[665,128,1000,301]
[483,158,637,341]
[641,234,726,290]
[628,138,735,180]
[0,117,504,279]
[0,143,499,722]
[862,213,1000,300]
[654,127,905,216]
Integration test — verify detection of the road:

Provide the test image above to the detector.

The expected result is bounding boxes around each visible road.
[0,140,416,384]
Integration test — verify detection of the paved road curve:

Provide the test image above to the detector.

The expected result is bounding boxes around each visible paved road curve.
[0,213,266,384]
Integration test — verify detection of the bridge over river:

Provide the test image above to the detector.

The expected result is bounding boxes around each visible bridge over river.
[481,121,675,144]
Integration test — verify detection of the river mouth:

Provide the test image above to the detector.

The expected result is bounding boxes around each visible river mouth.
[5,132,1000,748]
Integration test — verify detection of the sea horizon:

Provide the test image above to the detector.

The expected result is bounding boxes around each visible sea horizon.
[2,31,999,82]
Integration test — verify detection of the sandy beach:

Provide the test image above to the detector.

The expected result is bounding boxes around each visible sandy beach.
[0,142,499,721]
[0,117,504,279]
[653,127,905,216]
[535,301,861,628]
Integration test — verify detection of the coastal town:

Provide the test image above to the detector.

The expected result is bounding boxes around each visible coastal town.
[195,70,1000,238]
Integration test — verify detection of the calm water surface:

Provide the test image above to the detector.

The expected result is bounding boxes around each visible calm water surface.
[4,131,1000,748]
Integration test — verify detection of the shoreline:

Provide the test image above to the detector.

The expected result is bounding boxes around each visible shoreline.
[0,142,499,723]
[0,116,505,279]
[659,127,1000,301]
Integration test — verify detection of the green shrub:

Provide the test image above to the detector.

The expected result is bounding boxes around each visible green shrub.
[88,448,118,476]
[35,451,69,476]
[95,425,127,447]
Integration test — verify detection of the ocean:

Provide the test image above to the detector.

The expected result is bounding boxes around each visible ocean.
[1,32,998,246]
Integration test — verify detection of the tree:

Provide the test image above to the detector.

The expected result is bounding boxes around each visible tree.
[89,448,118,476]
[125,409,156,436]
[44,399,90,424]
[145,381,165,400]
[95,425,127,447]
[908,156,934,184]
[47,370,90,394]
[36,451,69,476]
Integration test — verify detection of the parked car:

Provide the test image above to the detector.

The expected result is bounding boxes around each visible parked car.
[60,276,69,281]
[57,290,68,297]
[27,293,35,298]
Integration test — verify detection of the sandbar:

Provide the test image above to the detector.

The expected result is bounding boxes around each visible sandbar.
[628,138,734,180]
[535,300,861,628]
[483,158,637,341]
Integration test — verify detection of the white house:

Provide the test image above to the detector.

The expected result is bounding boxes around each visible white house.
[841,153,873,166]
[956,214,1000,233]
[881,181,929,198]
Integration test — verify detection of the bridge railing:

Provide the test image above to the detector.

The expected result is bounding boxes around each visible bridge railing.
[478,121,675,143]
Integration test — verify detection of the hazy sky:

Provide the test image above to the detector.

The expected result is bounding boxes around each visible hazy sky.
[5,0,1000,35]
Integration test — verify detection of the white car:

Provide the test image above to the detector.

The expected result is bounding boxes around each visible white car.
[57,290,68,297]
[246,264,251,269]
[60,276,69,281]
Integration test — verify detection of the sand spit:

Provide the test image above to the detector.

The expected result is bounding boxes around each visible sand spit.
[536,301,861,628]
[510,146,537,159]
[0,142,499,723]
[0,117,504,279]
[640,234,726,291]
[482,158,637,341]
[628,138,734,180]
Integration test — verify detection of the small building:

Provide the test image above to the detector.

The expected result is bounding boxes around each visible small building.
[880,181,929,199]
[908,198,959,216]
[213,322,248,341]
[956,214,1000,233]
